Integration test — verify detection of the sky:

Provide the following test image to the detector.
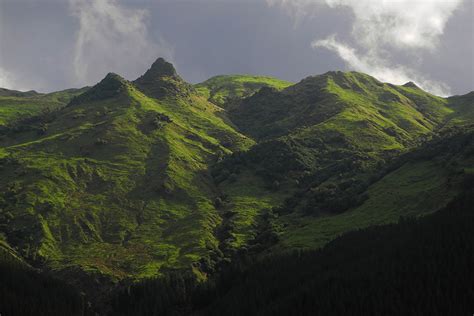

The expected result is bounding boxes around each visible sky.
[0,0,472,96]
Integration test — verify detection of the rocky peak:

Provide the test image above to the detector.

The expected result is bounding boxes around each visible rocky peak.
[134,57,192,99]
[69,73,129,106]
[403,81,420,89]
[146,58,178,78]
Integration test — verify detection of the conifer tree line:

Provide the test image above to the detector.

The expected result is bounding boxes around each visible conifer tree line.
[108,188,474,316]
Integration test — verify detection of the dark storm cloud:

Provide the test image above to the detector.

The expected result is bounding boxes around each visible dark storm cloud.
[0,0,472,95]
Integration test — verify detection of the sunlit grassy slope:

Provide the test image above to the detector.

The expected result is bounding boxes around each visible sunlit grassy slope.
[213,72,472,252]
[230,72,452,141]
[0,88,88,127]
[0,63,252,282]
[276,156,470,250]
[195,75,293,108]
[0,60,472,288]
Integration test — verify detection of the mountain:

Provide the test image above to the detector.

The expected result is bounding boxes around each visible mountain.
[134,58,194,99]
[0,87,88,128]
[0,88,40,98]
[0,59,253,290]
[0,58,472,313]
[229,71,452,141]
[272,125,473,250]
[195,74,292,109]
[209,71,473,252]
[201,187,474,316]
[446,91,474,125]
[109,185,474,316]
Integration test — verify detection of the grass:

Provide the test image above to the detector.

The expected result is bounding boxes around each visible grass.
[217,71,472,253]
[195,74,293,108]
[0,65,471,286]
[274,160,460,250]
[0,76,253,281]
[0,88,87,127]
[229,71,452,143]
[445,92,474,127]
[218,170,291,248]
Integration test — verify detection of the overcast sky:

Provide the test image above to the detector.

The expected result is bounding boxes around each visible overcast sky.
[0,0,472,96]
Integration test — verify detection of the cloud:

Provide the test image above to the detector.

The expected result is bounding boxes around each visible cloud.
[266,0,464,96]
[0,67,26,91]
[312,36,451,96]
[323,0,462,52]
[266,0,324,23]
[69,0,173,86]
[0,68,13,90]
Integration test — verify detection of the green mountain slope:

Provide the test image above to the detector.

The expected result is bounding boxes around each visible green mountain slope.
[275,126,473,250]
[0,87,88,128]
[109,186,474,316]
[0,60,253,284]
[211,72,472,252]
[195,74,292,108]
[0,60,472,308]
[445,91,474,126]
[201,188,474,316]
[230,71,451,141]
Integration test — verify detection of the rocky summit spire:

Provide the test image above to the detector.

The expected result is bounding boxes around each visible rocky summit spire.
[403,81,420,89]
[144,57,178,79]
[134,57,192,99]
[69,72,129,106]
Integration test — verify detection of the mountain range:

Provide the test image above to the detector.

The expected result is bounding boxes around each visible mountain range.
[0,58,472,315]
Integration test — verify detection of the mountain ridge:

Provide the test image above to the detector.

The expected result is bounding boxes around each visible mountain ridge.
[134,57,193,99]
[0,58,472,311]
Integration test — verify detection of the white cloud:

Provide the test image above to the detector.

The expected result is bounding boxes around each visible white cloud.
[0,68,13,90]
[323,0,462,52]
[69,0,173,86]
[312,36,451,96]
[0,67,26,91]
[266,0,464,96]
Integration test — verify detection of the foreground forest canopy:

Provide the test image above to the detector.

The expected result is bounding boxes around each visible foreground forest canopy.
[0,58,472,315]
